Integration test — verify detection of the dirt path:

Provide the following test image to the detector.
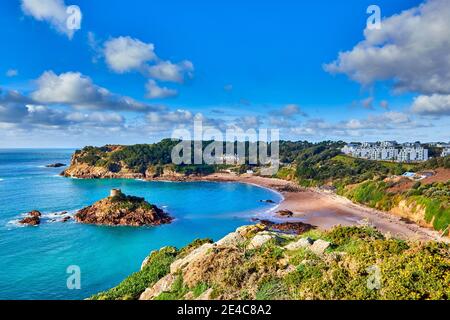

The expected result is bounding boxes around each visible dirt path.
[198,173,448,242]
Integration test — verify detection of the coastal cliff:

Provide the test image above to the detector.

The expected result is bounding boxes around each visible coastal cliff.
[91,224,450,300]
[61,142,211,180]
[75,189,172,226]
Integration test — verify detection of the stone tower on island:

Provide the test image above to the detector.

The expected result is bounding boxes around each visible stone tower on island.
[110,189,123,198]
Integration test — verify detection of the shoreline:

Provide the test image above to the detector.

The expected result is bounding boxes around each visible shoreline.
[190,173,448,242]
[62,171,448,242]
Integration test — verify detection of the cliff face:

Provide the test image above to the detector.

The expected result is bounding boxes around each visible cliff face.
[62,146,188,180]
[75,190,172,226]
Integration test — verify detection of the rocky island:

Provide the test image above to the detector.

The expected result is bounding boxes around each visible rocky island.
[75,189,172,227]
[19,210,42,226]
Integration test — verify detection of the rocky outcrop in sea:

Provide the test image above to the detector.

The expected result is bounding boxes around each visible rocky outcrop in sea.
[19,210,42,226]
[75,189,172,227]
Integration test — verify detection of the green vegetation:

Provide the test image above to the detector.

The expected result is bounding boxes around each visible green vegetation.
[109,193,155,212]
[91,246,178,300]
[341,180,449,235]
[94,226,450,300]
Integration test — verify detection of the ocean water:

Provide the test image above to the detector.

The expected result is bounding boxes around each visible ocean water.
[0,149,281,300]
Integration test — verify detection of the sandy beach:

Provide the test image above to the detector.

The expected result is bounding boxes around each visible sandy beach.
[197,173,448,242]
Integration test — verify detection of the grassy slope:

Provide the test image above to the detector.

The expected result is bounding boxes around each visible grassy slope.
[91,226,450,300]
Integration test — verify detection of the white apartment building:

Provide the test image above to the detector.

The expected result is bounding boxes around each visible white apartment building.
[398,147,428,162]
[442,148,450,157]
[341,142,429,162]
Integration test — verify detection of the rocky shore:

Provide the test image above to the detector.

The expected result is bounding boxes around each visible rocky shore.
[75,189,172,227]
[19,210,42,226]
[91,223,450,300]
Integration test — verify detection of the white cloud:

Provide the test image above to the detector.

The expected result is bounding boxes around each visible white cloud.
[0,102,124,128]
[280,104,307,117]
[325,0,450,95]
[31,71,156,112]
[147,60,194,83]
[6,69,18,77]
[145,80,177,99]
[103,36,156,73]
[411,94,450,116]
[147,109,193,124]
[21,0,81,39]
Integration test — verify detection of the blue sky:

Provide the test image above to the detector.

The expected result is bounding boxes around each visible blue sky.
[0,0,448,147]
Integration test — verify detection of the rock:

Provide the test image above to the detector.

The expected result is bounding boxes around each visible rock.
[19,216,40,226]
[19,210,42,226]
[29,210,42,217]
[75,189,172,227]
[58,211,68,215]
[170,243,214,273]
[235,224,266,238]
[61,216,71,223]
[46,163,66,168]
[260,199,275,203]
[215,232,245,247]
[196,288,213,300]
[247,233,276,249]
[139,274,176,300]
[284,237,314,251]
[277,210,294,217]
[310,239,331,255]
[258,220,315,235]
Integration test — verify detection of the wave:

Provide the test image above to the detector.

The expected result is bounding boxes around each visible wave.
[6,210,78,228]
[0,178,4,181]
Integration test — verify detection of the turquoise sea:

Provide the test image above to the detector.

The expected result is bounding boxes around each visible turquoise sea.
[0,149,281,300]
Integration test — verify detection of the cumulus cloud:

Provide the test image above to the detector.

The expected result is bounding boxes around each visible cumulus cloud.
[103,36,156,73]
[147,60,194,83]
[21,0,82,39]
[325,0,450,118]
[411,94,450,116]
[0,101,124,128]
[267,104,308,128]
[31,71,157,112]
[280,104,307,117]
[147,109,194,125]
[325,0,450,96]
[145,80,178,99]
[289,111,428,138]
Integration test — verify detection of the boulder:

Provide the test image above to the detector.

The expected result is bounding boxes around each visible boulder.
[170,243,214,273]
[284,237,314,251]
[215,232,245,247]
[19,210,42,226]
[258,220,315,235]
[19,216,40,226]
[277,210,294,217]
[61,216,71,223]
[260,199,275,204]
[29,210,42,217]
[310,239,331,255]
[247,233,276,249]
[139,274,176,300]
[235,224,266,238]
[46,163,66,168]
